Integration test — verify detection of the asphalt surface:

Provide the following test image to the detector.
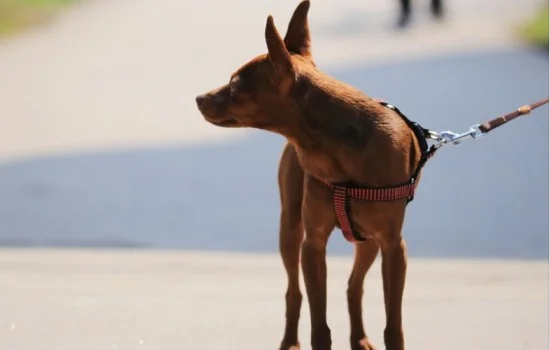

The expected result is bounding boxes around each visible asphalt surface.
[0,249,547,350]
[0,47,547,259]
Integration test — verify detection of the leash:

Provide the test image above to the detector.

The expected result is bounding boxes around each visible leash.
[426,97,550,155]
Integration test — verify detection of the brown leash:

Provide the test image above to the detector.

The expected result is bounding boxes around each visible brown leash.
[478,98,550,134]
[428,97,550,152]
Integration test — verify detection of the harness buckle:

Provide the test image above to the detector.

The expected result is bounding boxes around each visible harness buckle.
[430,124,484,150]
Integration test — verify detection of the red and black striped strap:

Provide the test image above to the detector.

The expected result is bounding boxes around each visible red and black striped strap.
[324,181,417,201]
[321,179,417,243]
[332,185,356,242]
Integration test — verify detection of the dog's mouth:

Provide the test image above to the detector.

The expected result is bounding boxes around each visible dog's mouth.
[204,115,241,128]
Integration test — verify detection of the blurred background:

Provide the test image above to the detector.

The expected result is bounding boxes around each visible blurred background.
[0,0,547,258]
[0,0,548,349]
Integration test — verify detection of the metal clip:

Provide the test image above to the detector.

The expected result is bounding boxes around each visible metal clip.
[430,124,484,150]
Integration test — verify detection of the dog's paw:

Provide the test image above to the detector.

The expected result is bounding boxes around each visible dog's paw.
[279,345,300,350]
[357,337,377,350]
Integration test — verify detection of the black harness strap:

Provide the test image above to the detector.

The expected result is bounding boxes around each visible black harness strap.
[377,101,433,202]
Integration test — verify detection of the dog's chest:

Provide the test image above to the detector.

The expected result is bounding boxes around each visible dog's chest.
[296,149,347,183]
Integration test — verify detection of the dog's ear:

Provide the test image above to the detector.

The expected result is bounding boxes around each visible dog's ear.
[284,0,311,57]
[265,15,294,76]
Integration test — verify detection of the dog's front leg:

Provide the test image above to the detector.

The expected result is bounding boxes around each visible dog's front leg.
[278,143,305,350]
[301,177,336,350]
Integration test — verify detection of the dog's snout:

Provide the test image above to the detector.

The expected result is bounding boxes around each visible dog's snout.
[195,94,206,109]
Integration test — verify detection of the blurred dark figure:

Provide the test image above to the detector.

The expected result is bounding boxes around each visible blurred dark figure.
[398,0,444,27]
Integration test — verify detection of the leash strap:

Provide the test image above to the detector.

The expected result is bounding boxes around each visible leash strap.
[429,97,549,150]
[478,98,549,134]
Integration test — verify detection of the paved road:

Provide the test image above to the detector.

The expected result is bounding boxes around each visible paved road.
[0,47,547,259]
[0,249,547,350]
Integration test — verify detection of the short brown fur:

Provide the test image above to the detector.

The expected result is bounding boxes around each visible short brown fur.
[196,2,422,349]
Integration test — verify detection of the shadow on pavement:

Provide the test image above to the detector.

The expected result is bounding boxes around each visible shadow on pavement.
[0,48,547,259]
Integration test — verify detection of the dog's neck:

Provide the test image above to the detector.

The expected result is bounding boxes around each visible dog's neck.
[295,74,381,144]
[284,70,412,186]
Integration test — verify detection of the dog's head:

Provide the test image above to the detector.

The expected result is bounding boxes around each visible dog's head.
[195,0,314,132]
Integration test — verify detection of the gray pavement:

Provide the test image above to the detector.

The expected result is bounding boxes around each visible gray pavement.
[0,249,547,350]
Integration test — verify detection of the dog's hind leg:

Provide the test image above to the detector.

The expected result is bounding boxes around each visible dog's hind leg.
[380,222,408,350]
[278,143,305,350]
[347,240,380,350]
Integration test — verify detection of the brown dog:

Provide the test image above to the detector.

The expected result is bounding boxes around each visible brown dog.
[196,1,423,349]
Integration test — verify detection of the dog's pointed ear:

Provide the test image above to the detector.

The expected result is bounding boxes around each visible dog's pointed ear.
[265,15,294,75]
[284,0,311,57]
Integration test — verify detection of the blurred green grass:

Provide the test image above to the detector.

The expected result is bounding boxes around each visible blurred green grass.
[520,4,549,50]
[0,0,76,36]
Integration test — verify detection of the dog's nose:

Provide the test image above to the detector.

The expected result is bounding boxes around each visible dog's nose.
[195,94,206,109]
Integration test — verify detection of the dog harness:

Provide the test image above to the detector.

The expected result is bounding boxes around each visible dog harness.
[317,98,434,243]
